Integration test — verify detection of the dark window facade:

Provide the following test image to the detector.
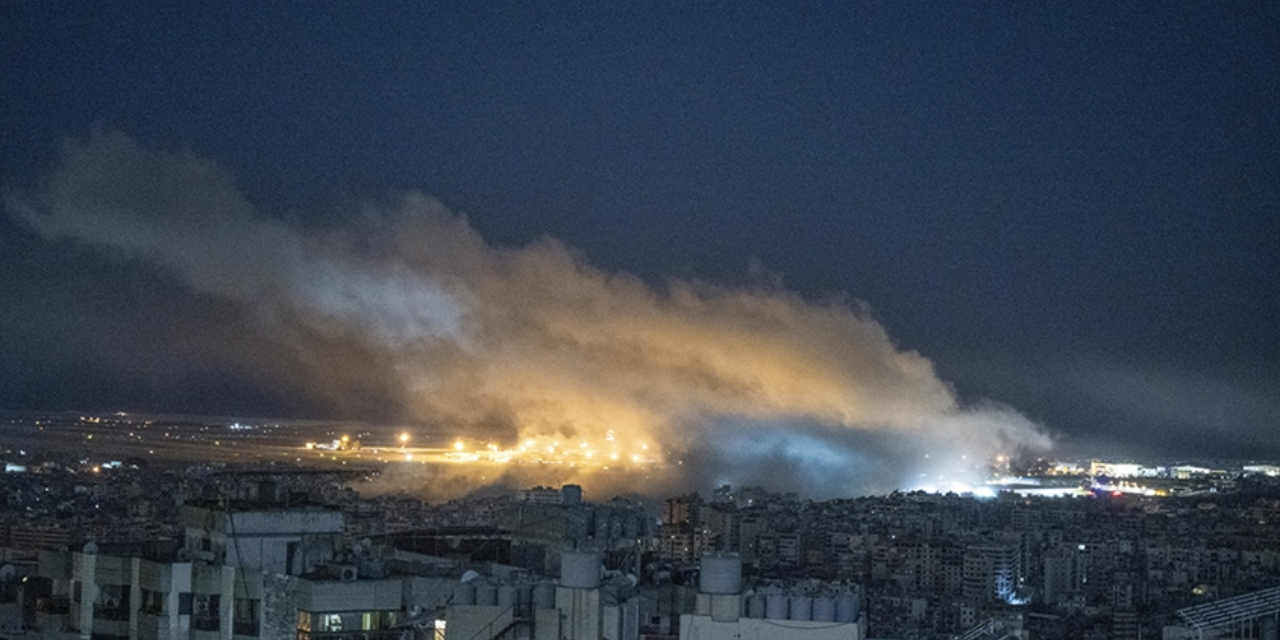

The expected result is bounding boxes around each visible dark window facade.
[193,593,220,631]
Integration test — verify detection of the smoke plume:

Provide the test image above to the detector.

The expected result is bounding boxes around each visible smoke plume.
[8,134,1051,499]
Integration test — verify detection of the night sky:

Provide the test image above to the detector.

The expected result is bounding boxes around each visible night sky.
[2,2,1278,488]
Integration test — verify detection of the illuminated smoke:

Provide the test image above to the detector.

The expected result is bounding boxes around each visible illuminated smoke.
[9,134,1051,498]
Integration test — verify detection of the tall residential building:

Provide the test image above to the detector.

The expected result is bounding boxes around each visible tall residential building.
[963,543,1021,603]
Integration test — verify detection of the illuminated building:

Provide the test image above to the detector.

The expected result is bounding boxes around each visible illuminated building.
[1243,465,1280,477]
[962,543,1021,604]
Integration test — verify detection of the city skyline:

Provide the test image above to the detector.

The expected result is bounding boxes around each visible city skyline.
[2,3,1278,496]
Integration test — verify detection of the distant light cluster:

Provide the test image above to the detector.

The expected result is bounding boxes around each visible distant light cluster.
[303,431,663,470]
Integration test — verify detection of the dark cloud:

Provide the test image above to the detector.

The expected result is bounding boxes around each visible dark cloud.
[1054,354,1280,460]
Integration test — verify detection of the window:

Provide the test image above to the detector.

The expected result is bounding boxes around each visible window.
[234,598,259,636]
[321,613,343,632]
[193,594,220,631]
[179,592,192,615]
[140,589,164,615]
[93,585,130,621]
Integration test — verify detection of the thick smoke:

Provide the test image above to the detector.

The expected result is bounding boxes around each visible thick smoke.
[9,134,1051,499]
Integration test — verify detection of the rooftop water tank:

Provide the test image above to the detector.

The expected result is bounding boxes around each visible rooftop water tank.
[746,594,766,619]
[788,595,813,621]
[835,592,859,623]
[475,583,498,606]
[560,550,603,589]
[765,594,789,620]
[812,596,836,622]
[698,553,742,595]
[452,582,476,606]
[497,585,517,608]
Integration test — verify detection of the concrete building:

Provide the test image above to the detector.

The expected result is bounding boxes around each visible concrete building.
[27,500,467,640]
[181,503,345,575]
[1043,546,1075,605]
[442,548,641,640]
[515,487,562,505]
[656,523,711,563]
[663,494,702,528]
[963,543,1021,603]
[295,568,406,640]
[680,554,864,640]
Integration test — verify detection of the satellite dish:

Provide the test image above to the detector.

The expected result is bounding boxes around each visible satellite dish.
[82,542,99,555]
[461,570,481,583]
[0,564,16,582]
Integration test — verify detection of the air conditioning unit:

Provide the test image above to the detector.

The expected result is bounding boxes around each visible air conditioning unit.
[331,564,358,581]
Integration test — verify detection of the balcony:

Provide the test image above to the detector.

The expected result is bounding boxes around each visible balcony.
[36,596,70,615]
[90,616,131,638]
[137,611,174,640]
[93,604,130,621]
[193,614,221,631]
[35,612,69,634]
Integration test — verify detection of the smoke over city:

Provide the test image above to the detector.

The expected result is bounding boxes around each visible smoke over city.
[7,134,1051,499]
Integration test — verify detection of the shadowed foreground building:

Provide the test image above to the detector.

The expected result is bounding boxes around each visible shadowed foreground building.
[21,500,658,640]
[680,554,865,640]
[29,501,455,640]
